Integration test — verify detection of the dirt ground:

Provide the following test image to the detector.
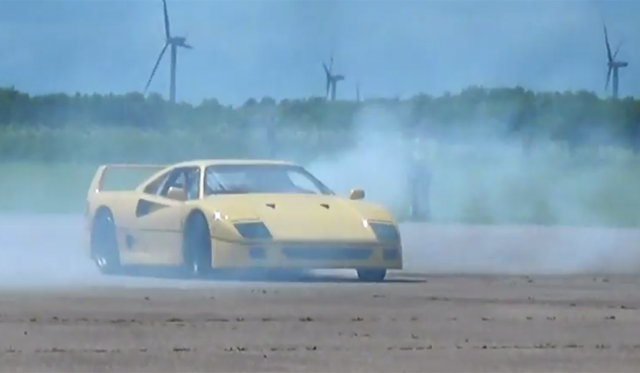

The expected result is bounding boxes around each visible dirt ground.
[1,215,640,372]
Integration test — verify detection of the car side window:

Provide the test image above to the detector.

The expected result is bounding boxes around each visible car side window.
[143,171,172,195]
[159,167,201,200]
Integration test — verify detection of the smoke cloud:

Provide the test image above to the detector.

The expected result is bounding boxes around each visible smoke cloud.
[308,105,410,208]
[304,100,640,274]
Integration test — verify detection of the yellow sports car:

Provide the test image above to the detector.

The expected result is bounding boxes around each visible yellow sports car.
[84,159,403,282]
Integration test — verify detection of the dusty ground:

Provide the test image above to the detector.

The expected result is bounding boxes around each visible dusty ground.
[1,215,640,372]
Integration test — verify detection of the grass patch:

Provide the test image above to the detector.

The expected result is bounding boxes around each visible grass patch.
[0,162,95,213]
[1,141,640,228]
[409,144,640,227]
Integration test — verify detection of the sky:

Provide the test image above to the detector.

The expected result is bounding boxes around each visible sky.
[0,0,638,105]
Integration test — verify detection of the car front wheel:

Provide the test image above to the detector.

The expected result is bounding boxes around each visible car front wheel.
[183,212,213,277]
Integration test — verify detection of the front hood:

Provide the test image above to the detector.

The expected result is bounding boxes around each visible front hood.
[202,193,392,241]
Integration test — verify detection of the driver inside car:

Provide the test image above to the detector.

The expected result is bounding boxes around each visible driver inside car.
[168,171,198,200]
[184,171,199,200]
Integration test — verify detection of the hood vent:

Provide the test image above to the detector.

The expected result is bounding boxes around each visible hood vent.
[266,203,276,209]
[320,203,330,209]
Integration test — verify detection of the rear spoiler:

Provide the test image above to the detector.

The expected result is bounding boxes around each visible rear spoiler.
[88,164,167,195]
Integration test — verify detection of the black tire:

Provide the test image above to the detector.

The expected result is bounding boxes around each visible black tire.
[356,268,387,282]
[183,212,213,277]
[91,209,122,275]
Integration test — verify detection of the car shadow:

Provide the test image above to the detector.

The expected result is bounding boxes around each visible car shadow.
[113,265,425,284]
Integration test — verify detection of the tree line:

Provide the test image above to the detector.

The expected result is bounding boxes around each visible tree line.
[0,86,639,162]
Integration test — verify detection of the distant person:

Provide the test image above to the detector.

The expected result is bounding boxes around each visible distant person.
[266,118,277,158]
[260,115,277,159]
[408,135,432,221]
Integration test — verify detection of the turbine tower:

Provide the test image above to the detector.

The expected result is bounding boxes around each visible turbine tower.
[603,22,628,99]
[355,80,361,102]
[144,0,193,103]
[322,54,345,101]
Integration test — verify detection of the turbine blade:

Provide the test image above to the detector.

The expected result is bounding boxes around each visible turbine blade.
[603,23,612,62]
[163,0,171,39]
[325,77,331,98]
[180,43,193,49]
[144,43,169,93]
[605,66,612,90]
[323,62,332,97]
[613,40,623,60]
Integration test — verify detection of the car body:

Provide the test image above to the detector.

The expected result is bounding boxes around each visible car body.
[84,159,403,281]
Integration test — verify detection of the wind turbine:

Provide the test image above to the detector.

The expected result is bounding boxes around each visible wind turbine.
[355,80,361,102]
[322,54,345,101]
[603,22,628,99]
[144,0,193,103]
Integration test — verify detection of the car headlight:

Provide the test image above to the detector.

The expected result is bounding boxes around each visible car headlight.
[234,222,272,239]
[369,222,400,242]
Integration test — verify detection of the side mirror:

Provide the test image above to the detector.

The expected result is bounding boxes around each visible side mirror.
[167,186,187,201]
[349,188,365,200]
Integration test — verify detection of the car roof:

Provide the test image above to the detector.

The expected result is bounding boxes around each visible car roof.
[171,159,298,168]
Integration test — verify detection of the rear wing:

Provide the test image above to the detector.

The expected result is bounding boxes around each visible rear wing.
[88,164,167,195]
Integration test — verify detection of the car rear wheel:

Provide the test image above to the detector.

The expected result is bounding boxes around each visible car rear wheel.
[356,268,387,282]
[183,212,213,277]
[91,209,122,275]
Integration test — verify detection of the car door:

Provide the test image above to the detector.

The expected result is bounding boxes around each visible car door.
[132,167,201,265]
[113,170,171,265]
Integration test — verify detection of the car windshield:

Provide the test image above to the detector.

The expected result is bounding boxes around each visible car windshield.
[203,164,334,196]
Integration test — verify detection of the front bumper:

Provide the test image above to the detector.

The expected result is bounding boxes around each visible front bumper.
[212,240,403,270]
